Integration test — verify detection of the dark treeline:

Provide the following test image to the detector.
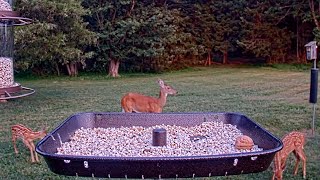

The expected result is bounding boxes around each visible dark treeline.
[12,0,320,77]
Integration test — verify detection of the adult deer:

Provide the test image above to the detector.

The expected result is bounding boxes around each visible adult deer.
[11,124,47,163]
[272,131,307,180]
[121,79,177,113]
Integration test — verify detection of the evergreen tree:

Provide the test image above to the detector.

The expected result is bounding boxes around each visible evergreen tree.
[238,0,296,63]
[210,0,245,64]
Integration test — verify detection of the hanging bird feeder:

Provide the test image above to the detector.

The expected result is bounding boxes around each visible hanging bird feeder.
[0,0,34,102]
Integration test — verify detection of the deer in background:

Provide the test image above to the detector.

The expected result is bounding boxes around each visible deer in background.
[121,79,177,113]
[11,124,47,163]
[272,131,307,180]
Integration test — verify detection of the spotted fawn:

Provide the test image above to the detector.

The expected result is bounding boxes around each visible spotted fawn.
[272,131,306,180]
[11,124,47,163]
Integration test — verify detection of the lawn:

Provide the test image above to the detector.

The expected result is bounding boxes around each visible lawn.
[0,66,319,180]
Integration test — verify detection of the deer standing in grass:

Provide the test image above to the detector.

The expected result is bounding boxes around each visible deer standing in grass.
[11,124,47,163]
[121,79,177,113]
[272,131,307,180]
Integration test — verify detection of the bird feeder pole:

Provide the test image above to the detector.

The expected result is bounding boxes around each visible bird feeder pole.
[305,41,318,135]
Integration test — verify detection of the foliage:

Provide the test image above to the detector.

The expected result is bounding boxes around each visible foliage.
[210,0,246,63]
[238,1,294,64]
[83,1,192,73]
[238,22,293,63]
[14,0,97,76]
[9,0,320,75]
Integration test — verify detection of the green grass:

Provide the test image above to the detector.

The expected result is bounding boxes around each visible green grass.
[1,66,319,180]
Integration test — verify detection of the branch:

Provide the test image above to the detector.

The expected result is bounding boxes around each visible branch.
[309,0,320,30]
[126,0,135,17]
[275,0,307,25]
[276,7,292,25]
[96,0,104,30]
[112,8,117,23]
[96,12,103,30]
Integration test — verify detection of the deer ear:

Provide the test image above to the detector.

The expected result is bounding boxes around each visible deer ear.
[158,79,164,88]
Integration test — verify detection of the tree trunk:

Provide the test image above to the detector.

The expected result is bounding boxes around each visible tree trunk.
[66,62,78,77]
[222,50,228,64]
[108,59,120,77]
[280,49,285,63]
[66,64,71,76]
[55,63,60,76]
[205,51,211,66]
[70,63,74,76]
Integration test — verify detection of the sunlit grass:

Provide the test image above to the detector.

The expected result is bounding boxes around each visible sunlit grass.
[0,66,319,179]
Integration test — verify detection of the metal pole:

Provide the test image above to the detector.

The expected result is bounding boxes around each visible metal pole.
[312,103,316,135]
[311,58,317,136]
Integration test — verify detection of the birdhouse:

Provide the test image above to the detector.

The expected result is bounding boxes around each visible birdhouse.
[305,41,318,60]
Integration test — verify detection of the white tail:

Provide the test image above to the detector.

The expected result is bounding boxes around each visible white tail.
[121,79,177,113]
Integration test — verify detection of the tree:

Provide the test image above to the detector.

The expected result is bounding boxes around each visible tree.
[291,1,312,63]
[84,1,180,76]
[83,0,139,77]
[238,22,292,63]
[210,1,246,64]
[308,0,320,43]
[188,2,215,66]
[238,1,294,64]
[160,1,216,68]
[160,3,201,69]
[15,0,96,76]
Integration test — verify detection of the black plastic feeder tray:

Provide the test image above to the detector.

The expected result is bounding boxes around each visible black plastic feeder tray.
[36,112,283,179]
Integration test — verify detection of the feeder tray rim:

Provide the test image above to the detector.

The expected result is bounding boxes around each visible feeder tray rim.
[0,83,21,93]
[0,85,35,100]
[37,147,281,161]
[36,112,283,178]
[0,10,32,26]
[36,111,283,161]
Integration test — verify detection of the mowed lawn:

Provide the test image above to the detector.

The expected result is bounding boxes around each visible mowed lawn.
[0,66,319,179]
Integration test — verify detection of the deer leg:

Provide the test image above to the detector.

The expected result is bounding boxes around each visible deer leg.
[23,139,35,163]
[294,148,307,179]
[152,107,162,113]
[122,104,133,113]
[149,103,161,113]
[272,153,283,180]
[272,167,283,180]
[11,136,18,154]
[293,150,300,176]
[121,97,133,113]
[126,108,133,113]
[30,141,39,162]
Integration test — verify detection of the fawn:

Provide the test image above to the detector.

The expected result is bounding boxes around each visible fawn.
[272,131,306,180]
[121,79,177,113]
[11,124,47,163]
